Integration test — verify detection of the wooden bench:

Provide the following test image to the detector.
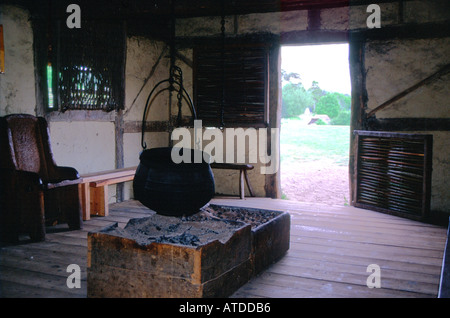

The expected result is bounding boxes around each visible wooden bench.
[210,163,255,199]
[78,163,254,220]
[79,167,137,220]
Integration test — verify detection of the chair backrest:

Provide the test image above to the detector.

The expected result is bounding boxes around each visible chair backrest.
[0,114,54,180]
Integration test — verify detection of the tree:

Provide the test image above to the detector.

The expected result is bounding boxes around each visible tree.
[281,82,314,118]
[330,110,351,125]
[281,70,302,83]
[315,93,340,119]
[307,81,326,112]
[331,92,351,111]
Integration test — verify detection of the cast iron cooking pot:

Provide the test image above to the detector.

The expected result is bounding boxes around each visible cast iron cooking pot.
[133,147,215,217]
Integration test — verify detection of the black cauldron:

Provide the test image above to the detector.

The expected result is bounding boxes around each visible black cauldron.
[133,147,215,217]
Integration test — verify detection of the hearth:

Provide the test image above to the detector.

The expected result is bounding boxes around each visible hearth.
[87,204,290,298]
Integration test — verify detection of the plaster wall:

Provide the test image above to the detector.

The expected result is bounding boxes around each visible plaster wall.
[49,121,116,174]
[176,3,402,37]
[170,126,273,197]
[124,37,171,123]
[0,5,36,116]
[209,131,272,198]
[365,38,450,118]
[365,37,450,213]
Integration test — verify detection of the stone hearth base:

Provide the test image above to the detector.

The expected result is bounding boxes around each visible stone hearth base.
[87,204,290,298]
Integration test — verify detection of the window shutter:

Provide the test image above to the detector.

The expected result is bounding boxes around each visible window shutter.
[354,131,433,221]
[54,20,125,112]
[194,44,268,127]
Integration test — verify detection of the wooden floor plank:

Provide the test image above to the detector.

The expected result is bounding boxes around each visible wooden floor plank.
[266,257,440,295]
[290,214,447,237]
[0,198,447,298]
[275,254,441,284]
[290,217,446,242]
[0,280,86,298]
[0,265,86,297]
[232,271,435,298]
[289,239,444,268]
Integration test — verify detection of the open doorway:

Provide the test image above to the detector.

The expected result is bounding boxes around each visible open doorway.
[280,43,351,206]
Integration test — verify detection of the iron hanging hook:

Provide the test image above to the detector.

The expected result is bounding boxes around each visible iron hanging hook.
[140,77,197,150]
[140,0,197,150]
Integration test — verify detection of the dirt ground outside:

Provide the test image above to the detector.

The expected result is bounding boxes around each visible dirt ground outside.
[280,158,350,207]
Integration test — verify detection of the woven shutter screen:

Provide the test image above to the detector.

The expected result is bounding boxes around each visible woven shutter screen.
[194,44,268,127]
[354,131,433,221]
[56,21,125,112]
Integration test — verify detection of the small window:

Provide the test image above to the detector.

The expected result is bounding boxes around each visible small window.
[47,64,55,109]
[46,20,125,112]
[193,43,269,128]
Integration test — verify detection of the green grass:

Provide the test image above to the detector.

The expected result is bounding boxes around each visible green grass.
[280,119,350,166]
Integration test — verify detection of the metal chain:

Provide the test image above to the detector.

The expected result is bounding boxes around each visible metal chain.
[174,66,184,126]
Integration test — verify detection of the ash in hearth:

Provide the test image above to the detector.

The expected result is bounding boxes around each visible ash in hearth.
[203,205,282,229]
[102,210,248,247]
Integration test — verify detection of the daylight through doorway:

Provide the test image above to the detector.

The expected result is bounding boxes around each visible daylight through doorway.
[280,44,351,206]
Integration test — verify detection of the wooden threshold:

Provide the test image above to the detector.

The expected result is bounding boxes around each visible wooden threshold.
[0,198,447,298]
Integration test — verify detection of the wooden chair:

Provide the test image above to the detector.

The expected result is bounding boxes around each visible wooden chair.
[0,114,82,242]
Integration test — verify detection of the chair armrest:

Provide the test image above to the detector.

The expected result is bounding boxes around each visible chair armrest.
[48,166,80,183]
[0,168,43,191]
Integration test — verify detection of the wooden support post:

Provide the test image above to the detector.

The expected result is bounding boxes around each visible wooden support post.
[79,183,90,221]
[239,169,245,199]
[115,109,125,203]
[90,185,109,217]
[79,167,137,219]
[244,170,254,197]
[348,38,368,205]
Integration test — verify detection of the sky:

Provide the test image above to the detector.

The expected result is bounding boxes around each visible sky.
[281,44,351,95]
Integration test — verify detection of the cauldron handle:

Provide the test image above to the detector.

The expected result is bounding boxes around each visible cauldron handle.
[140,78,197,150]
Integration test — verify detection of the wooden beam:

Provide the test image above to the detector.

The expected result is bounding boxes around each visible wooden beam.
[367,64,450,118]
[438,219,450,298]
[124,120,169,133]
[348,39,368,205]
[80,167,137,183]
[264,44,281,199]
[281,30,348,45]
[115,109,125,202]
[90,175,135,188]
[124,117,195,133]
[367,118,450,131]
[307,9,321,30]
[349,21,450,41]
